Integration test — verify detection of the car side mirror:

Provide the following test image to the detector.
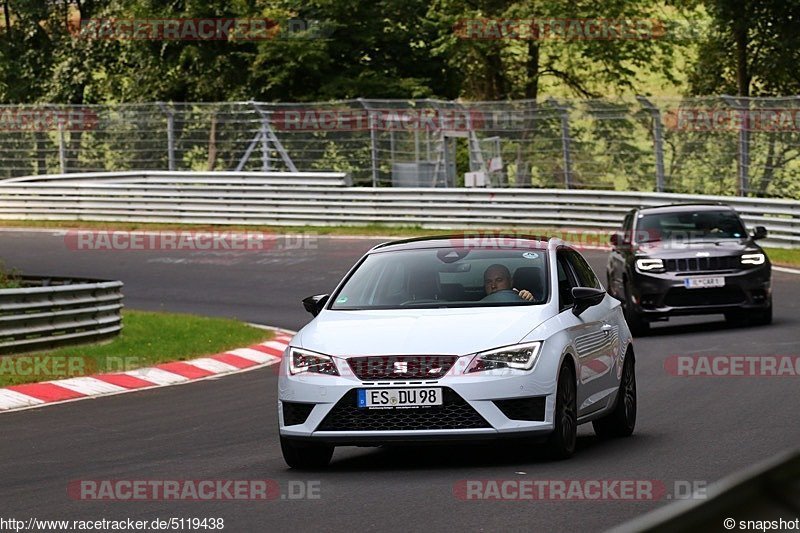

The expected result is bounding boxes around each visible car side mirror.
[752,226,767,240]
[610,233,620,247]
[571,287,605,316]
[302,294,329,317]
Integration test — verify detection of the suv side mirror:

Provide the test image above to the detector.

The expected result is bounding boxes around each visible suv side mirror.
[571,287,605,316]
[302,294,329,317]
[752,226,768,240]
[610,233,620,247]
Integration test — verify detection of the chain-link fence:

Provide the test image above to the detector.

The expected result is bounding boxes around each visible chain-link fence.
[1,97,799,197]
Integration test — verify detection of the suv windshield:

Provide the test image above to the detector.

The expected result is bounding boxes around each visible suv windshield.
[330,247,549,310]
[636,210,747,243]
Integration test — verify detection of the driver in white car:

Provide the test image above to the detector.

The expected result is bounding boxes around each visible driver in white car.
[483,264,535,301]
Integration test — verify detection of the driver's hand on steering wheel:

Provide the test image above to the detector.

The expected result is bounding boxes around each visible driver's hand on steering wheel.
[516,289,534,301]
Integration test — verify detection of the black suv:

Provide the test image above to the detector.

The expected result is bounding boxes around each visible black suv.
[606,203,771,334]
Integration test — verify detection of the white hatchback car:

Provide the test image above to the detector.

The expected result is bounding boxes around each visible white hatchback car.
[278,235,636,468]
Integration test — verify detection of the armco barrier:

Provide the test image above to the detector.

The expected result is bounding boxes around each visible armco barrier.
[0,276,124,354]
[0,172,797,248]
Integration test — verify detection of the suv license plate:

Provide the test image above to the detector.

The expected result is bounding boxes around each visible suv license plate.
[357,388,442,409]
[684,277,725,289]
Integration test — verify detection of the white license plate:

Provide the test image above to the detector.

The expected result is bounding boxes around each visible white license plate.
[357,388,442,409]
[684,276,725,289]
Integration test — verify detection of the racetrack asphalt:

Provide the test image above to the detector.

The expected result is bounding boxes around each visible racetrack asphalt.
[1,229,798,532]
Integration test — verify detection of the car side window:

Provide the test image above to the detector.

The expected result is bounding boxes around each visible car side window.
[556,252,578,312]
[566,250,601,289]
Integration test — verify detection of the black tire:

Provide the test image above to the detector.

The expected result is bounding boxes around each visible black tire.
[593,353,636,439]
[753,301,773,326]
[545,363,577,460]
[280,436,334,469]
[623,281,649,336]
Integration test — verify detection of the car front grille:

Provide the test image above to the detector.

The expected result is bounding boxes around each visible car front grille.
[493,397,546,421]
[664,287,746,307]
[664,256,739,272]
[316,388,490,431]
[348,355,458,380]
[282,401,315,426]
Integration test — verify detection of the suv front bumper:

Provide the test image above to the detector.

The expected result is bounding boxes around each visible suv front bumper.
[629,264,770,319]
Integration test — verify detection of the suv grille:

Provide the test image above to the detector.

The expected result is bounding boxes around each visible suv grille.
[348,355,458,380]
[664,256,739,272]
[317,388,490,431]
[664,287,746,307]
[493,397,546,421]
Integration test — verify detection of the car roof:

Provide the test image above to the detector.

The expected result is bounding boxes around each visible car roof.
[632,203,735,215]
[369,233,555,253]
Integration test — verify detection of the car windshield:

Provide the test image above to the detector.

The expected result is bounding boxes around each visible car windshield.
[330,247,549,310]
[636,210,747,243]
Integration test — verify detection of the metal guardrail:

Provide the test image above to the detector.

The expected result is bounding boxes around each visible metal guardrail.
[0,170,352,187]
[0,276,124,354]
[0,173,797,247]
[609,447,800,533]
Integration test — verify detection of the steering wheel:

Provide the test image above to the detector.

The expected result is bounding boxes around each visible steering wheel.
[481,289,524,303]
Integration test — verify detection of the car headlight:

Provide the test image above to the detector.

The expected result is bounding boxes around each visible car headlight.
[635,258,665,272]
[741,253,765,266]
[288,347,339,376]
[466,341,542,373]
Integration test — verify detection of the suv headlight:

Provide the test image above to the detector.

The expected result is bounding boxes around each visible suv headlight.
[466,341,542,373]
[635,258,665,273]
[288,347,339,376]
[741,253,765,266]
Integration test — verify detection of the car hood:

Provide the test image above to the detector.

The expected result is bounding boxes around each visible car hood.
[637,239,759,257]
[295,306,552,357]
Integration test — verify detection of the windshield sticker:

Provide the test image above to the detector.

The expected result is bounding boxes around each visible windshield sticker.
[336,295,348,303]
[522,252,539,259]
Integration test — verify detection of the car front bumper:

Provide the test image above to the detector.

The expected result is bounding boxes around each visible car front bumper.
[629,264,771,319]
[278,357,558,445]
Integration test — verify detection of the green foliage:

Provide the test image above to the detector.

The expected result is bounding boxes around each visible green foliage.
[689,0,800,96]
[0,260,22,288]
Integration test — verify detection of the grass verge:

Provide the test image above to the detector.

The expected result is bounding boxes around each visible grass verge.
[764,248,800,269]
[0,310,273,387]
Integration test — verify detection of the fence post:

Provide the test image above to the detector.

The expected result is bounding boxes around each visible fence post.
[157,102,175,171]
[260,120,270,171]
[723,95,749,196]
[547,98,573,189]
[636,96,665,192]
[359,98,379,187]
[57,121,66,174]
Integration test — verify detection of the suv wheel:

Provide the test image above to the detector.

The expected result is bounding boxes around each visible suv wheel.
[623,282,649,336]
[753,299,773,326]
